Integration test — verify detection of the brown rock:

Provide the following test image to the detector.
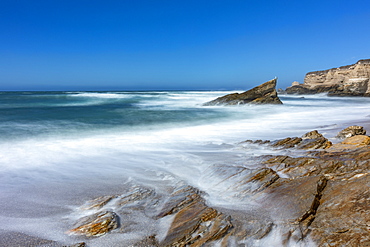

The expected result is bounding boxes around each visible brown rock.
[160,200,232,247]
[341,134,370,145]
[63,129,370,246]
[260,176,325,226]
[328,135,370,152]
[245,168,280,193]
[157,186,203,218]
[158,186,233,247]
[210,166,280,197]
[271,137,303,148]
[296,136,332,149]
[310,174,370,246]
[79,195,117,210]
[286,59,370,96]
[203,78,282,106]
[270,131,332,150]
[68,211,119,237]
[262,137,370,245]
[336,125,367,139]
[301,130,324,139]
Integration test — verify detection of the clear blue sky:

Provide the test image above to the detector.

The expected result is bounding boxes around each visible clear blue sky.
[1,0,370,91]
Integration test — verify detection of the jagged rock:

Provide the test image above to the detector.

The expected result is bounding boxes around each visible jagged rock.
[271,137,303,148]
[261,133,370,245]
[63,129,370,246]
[79,195,117,210]
[160,200,232,247]
[265,156,321,178]
[206,166,281,198]
[68,211,119,237]
[270,130,332,150]
[157,185,233,247]
[286,59,370,96]
[328,135,370,152]
[259,175,326,230]
[339,135,370,146]
[310,173,370,246]
[157,185,203,218]
[301,130,324,139]
[244,168,280,193]
[203,78,282,106]
[296,176,328,230]
[296,136,332,149]
[336,125,366,139]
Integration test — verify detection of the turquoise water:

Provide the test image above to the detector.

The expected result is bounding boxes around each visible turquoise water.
[1,91,369,140]
[0,91,234,139]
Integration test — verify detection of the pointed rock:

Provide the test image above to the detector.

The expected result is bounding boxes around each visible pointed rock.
[203,78,282,106]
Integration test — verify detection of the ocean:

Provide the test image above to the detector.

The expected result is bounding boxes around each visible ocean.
[0,91,370,246]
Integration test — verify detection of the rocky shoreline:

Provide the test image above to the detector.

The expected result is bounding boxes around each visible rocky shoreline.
[50,125,369,247]
[285,59,370,96]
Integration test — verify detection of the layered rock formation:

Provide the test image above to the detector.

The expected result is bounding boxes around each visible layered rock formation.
[286,59,370,96]
[204,78,282,105]
[66,126,370,246]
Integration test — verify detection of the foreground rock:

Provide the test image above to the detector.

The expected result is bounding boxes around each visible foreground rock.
[286,59,370,96]
[268,130,332,149]
[254,128,370,246]
[67,185,233,246]
[66,127,370,246]
[336,125,366,139]
[158,186,233,247]
[68,211,119,237]
[203,78,282,106]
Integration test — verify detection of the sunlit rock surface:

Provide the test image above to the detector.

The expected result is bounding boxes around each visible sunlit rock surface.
[286,59,370,96]
[68,211,119,237]
[66,126,370,246]
[203,78,283,106]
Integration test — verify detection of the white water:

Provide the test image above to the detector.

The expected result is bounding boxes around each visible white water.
[0,92,370,246]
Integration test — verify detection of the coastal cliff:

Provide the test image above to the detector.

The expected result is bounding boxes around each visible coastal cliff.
[286,59,370,96]
[204,78,283,105]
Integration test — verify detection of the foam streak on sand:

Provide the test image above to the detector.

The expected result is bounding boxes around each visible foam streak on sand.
[0,91,370,246]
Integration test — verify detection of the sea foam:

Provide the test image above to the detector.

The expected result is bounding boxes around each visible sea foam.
[1,91,370,246]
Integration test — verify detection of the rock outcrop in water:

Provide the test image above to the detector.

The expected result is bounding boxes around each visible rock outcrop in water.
[203,78,282,105]
[66,126,370,246]
[286,59,370,96]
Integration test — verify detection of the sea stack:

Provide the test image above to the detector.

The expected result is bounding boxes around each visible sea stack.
[286,59,370,96]
[203,78,283,106]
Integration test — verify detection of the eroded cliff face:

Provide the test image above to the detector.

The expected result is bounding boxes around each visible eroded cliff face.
[286,59,370,96]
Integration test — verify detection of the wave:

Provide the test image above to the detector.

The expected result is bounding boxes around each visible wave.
[67,92,131,99]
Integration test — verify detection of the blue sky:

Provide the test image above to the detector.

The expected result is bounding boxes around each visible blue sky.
[1,0,370,91]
